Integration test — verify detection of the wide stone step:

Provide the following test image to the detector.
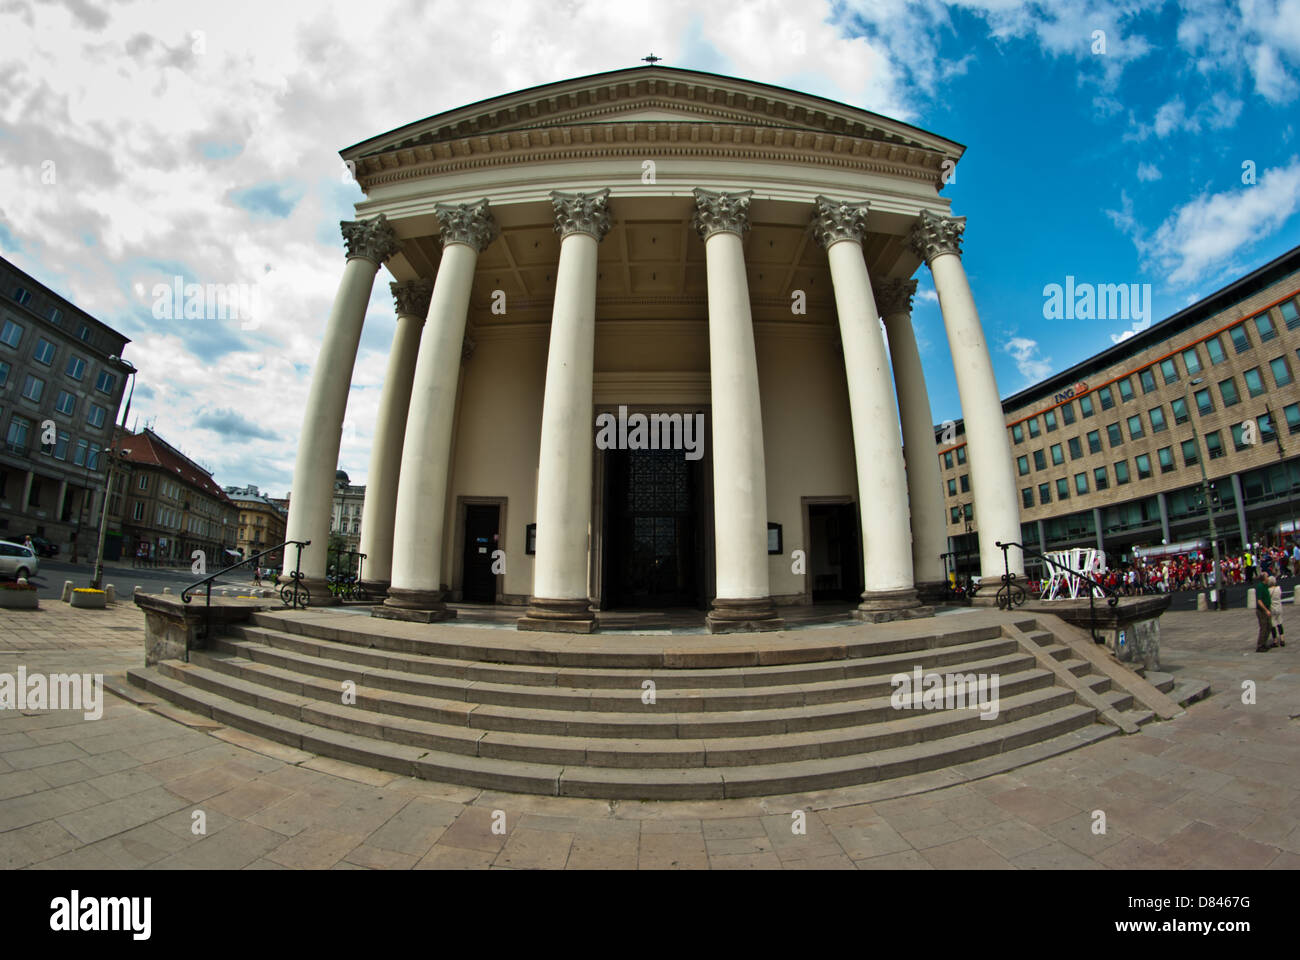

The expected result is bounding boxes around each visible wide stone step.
[209,634,1034,713]
[126,665,1099,799]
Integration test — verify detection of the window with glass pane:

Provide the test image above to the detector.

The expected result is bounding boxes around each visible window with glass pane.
[1117,378,1134,402]
[1181,438,1198,465]
[1270,356,1292,387]
[1205,335,1227,364]
[1114,460,1130,484]
[73,438,87,466]
[1282,299,1299,330]
[33,338,55,365]
[1074,472,1088,495]
[1068,436,1082,459]
[1255,313,1277,342]
[1087,430,1102,453]
[1148,406,1166,432]
[1033,449,1046,470]
[0,360,7,386]
[1038,483,1051,503]
[1056,478,1069,499]
[1017,455,1029,476]
[1158,446,1174,472]
[1243,367,1265,396]
[0,320,22,348]
[1284,403,1300,434]
[1060,403,1076,425]
[1205,431,1224,459]
[1050,443,1064,465]
[960,474,970,492]
[1215,378,1239,407]
[1181,347,1202,374]
[1258,413,1276,442]
[1171,397,1189,423]
[1229,324,1250,353]
[55,391,74,415]
[1160,357,1179,383]
[21,375,43,402]
[1098,385,1114,409]
[1093,466,1108,489]
[1079,394,1094,417]
[54,431,69,460]
[948,478,957,495]
[1139,368,1156,392]
[1022,487,1034,508]
[1127,414,1144,439]
[963,503,972,520]
[1194,388,1213,415]
[1232,423,1249,450]
[1135,454,1152,479]
[1107,422,1123,446]
[943,452,953,469]
[1012,423,1023,443]
[1027,418,1040,437]
[1043,409,1057,432]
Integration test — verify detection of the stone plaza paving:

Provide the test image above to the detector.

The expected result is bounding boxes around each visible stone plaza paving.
[0,600,1297,870]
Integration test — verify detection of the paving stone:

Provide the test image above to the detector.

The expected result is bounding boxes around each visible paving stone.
[565,831,638,869]
[206,780,295,820]
[1041,813,1128,854]
[701,817,767,840]
[0,769,48,801]
[1009,841,1105,869]
[1163,820,1282,869]
[438,806,512,853]
[266,827,366,869]
[345,843,419,869]
[637,832,709,869]
[0,819,81,869]
[919,836,1015,869]
[33,759,100,788]
[639,818,702,835]
[897,818,973,850]
[364,797,461,856]
[828,820,911,860]
[974,819,1054,859]
[854,849,933,869]
[151,821,286,869]
[494,827,573,869]
[5,741,90,770]
[416,844,495,869]
[85,768,162,800]
[54,785,189,844]
[988,786,1084,826]
[709,851,783,869]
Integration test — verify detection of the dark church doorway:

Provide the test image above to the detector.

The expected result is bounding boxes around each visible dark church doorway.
[807,501,863,602]
[461,504,500,603]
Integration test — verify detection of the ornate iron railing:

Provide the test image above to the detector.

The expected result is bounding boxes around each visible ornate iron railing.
[326,548,368,601]
[994,540,1120,643]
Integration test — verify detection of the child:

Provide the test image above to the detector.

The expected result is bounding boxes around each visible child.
[1269,575,1285,648]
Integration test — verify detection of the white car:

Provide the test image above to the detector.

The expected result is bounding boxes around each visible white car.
[0,540,39,580]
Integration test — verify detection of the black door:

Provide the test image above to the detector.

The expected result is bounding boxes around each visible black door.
[809,502,863,602]
[462,505,500,603]
[604,449,701,608]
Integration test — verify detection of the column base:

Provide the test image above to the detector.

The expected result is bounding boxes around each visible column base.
[297,576,339,607]
[359,578,390,600]
[373,587,456,623]
[914,580,953,606]
[706,597,784,634]
[854,587,933,623]
[969,576,1027,608]
[517,597,595,634]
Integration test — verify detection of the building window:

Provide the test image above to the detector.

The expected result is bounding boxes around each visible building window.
[5,416,30,453]
[1281,298,1299,330]
[0,360,7,387]
[1033,449,1046,470]
[1117,377,1134,402]
[1139,368,1157,393]
[1205,430,1224,460]
[138,474,148,490]
[1106,422,1123,447]
[1243,367,1265,397]
[948,478,957,495]
[54,431,69,460]
[950,506,960,524]
[1135,453,1152,479]
[1205,335,1227,365]
[1124,414,1143,440]
[959,474,970,493]
[1149,405,1167,432]
[1026,417,1040,438]
[1283,402,1300,434]
[74,438,88,466]
[1078,394,1094,417]
[1193,388,1213,415]
[1044,409,1058,432]
[1038,483,1051,504]
[1114,460,1131,484]
[1060,403,1076,425]
[54,390,75,415]
[1171,396,1189,424]
[1093,466,1108,490]
[1056,478,1070,500]
[1158,446,1174,472]
[77,324,91,342]
[943,452,953,469]
[1074,472,1088,495]
[1098,385,1114,410]
[33,337,55,365]
[1159,357,1179,384]
[1068,436,1082,459]
[1270,355,1293,387]
[86,404,106,429]
[1086,429,1102,453]
[1181,347,1202,374]
[1,319,23,348]
[1229,323,1251,354]
[12,287,31,306]
[963,503,973,522]
[1181,438,1199,466]
[1012,423,1023,444]
[65,355,86,380]
[1022,487,1034,508]
[956,446,966,465]
[95,370,116,395]
[21,374,44,402]
[1255,313,1277,343]
[1259,412,1276,443]
[133,501,144,521]
[1218,377,1239,407]
[1050,443,1064,466]
[1232,423,1250,451]
[48,307,62,325]
[1016,455,1028,477]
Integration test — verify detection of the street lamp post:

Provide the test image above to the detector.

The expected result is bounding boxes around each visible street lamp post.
[1184,378,1225,610]
[90,360,136,590]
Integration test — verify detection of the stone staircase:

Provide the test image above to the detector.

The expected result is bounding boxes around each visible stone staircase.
[125,608,1185,799]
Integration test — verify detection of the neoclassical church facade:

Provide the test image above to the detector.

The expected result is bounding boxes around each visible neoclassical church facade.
[284,66,1023,633]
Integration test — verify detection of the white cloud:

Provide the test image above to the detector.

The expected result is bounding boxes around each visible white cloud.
[1004,336,1054,382]
[1136,161,1162,181]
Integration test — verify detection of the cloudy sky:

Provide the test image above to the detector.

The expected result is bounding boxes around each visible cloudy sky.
[2,0,1299,495]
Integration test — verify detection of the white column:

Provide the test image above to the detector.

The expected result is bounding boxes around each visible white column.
[357,279,432,596]
[379,200,497,621]
[519,190,611,634]
[910,211,1024,584]
[812,197,924,620]
[283,215,399,601]
[876,277,951,603]
[694,189,781,633]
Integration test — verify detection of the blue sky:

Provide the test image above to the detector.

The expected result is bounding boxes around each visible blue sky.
[1,0,1298,494]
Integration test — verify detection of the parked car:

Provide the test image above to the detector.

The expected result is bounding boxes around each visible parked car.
[0,540,40,580]
[22,535,58,558]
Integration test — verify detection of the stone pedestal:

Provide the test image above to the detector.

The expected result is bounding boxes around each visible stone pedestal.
[1022,595,1170,671]
[517,598,596,634]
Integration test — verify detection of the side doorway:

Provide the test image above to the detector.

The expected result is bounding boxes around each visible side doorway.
[461,503,501,603]
[805,499,863,603]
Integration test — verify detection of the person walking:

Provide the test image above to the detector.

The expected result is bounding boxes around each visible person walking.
[1254,574,1273,652]
[1268,575,1285,648]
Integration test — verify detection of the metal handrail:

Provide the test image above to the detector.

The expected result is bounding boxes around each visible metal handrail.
[180,539,310,661]
[995,540,1120,644]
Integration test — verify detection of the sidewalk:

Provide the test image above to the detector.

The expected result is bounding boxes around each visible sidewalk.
[0,602,1296,869]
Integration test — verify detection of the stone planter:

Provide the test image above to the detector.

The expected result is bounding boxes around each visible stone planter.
[0,589,39,610]
[69,589,108,609]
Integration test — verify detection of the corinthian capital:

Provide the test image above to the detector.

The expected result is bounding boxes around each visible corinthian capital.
[811,196,869,249]
[391,279,433,320]
[435,199,498,252]
[551,189,612,241]
[692,188,752,240]
[874,278,918,318]
[341,214,400,265]
[908,210,965,264]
